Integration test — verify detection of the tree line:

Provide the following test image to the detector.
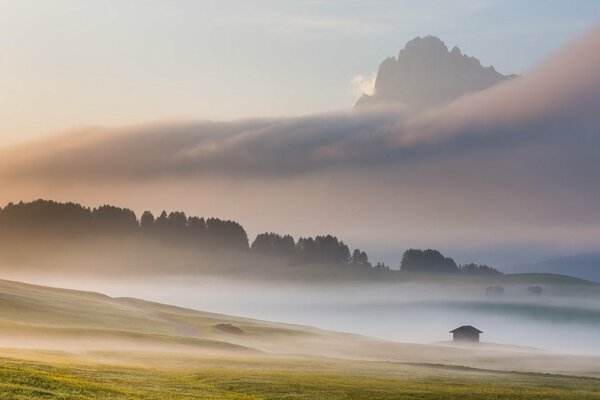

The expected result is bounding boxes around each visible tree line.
[0,200,248,250]
[400,249,502,275]
[0,200,501,275]
[250,232,377,268]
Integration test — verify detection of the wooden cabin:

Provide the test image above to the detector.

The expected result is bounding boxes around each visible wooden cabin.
[486,286,504,296]
[527,286,543,295]
[450,325,482,342]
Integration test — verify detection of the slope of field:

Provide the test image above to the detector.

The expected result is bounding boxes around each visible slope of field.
[0,278,599,379]
[0,278,599,398]
[0,278,321,354]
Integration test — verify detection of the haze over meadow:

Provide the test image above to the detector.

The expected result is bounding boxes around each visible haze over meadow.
[0,7,599,356]
[5,0,600,400]
[4,7,600,399]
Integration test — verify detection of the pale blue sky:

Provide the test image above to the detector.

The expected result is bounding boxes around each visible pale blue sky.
[1,0,600,144]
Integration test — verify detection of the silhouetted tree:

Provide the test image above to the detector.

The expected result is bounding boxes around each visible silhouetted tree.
[374,262,391,271]
[294,237,316,263]
[167,211,187,236]
[293,235,351,265]
[154,210,169,232]
[140,211,155,234]
[400,249,458,273]
[205,218,249,250]
[316,235,351,263]
[0,199,92,238]
[92,205,138,233]
[459,263,503,275]
[351,248,371,267]
[187,216,206,243]
[251,233,295,257]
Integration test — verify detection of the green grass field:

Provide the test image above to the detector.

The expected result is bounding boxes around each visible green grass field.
[1,352,600,400]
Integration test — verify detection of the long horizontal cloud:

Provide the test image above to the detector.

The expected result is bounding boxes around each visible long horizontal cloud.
[0,111,406,182]
[1,24,600,187]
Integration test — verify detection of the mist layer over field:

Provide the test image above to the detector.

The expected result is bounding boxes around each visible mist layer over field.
[0,233,597,356]
[8,270,600,356]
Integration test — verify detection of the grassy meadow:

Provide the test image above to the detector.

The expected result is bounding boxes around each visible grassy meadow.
[0,278,600,398]
[2,351,600,400]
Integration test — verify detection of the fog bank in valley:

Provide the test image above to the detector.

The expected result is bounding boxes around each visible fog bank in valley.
[7,269,600,356]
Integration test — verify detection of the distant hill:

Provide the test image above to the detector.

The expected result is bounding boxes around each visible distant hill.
[512,254,600,283]
[355,35,515,110]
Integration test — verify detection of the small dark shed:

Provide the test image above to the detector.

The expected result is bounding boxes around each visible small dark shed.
[214,323,244,335]
[527,286,543,295]
[486,286,504,296]
[450,325,482,342]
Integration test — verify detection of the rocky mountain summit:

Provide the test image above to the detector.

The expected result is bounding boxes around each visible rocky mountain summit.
[356,36,515,110]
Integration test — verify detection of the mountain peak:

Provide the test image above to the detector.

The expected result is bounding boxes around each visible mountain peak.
[356,36,514,110]
[403,35,448,53]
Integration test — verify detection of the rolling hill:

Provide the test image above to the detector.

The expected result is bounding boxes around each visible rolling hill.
[0,278,598,378]
[512,254,600,283]
[0,278,599,398]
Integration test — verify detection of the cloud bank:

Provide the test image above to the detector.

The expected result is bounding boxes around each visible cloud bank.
[0,110,405,182]
[1,24,600,261]
[2,24,600,184]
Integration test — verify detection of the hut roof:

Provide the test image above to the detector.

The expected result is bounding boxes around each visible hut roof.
[449,325,483,334]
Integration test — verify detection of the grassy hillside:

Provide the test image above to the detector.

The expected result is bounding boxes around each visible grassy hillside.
[0,278,598,375]
[512,254,600,283]
[0,278,599,398]
[0,278,330,354]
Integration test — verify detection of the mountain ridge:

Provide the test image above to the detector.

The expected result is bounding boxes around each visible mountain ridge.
[356,35,515,110]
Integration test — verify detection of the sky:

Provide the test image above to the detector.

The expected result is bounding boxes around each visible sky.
[1,1,600,267]
[2,0,600,145]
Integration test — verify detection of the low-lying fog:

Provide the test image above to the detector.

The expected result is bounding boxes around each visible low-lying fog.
[8,273,600,356]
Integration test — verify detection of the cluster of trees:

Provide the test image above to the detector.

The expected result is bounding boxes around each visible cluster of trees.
[0,200,374,267]
[373,261,391,271]
[0,200,248,250]
[139,210,248,250]
[250,232,375,267]
[0,200,500,276]
[0,200,137,237]
[458,263,503,276]
[250,232,295,257]
[401,249,458,273]
[400,248,502,275]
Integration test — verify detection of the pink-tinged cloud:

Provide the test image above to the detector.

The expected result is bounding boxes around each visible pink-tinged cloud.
[0,24,600,256]
[2,24,600,183]
[404,23,600,145]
